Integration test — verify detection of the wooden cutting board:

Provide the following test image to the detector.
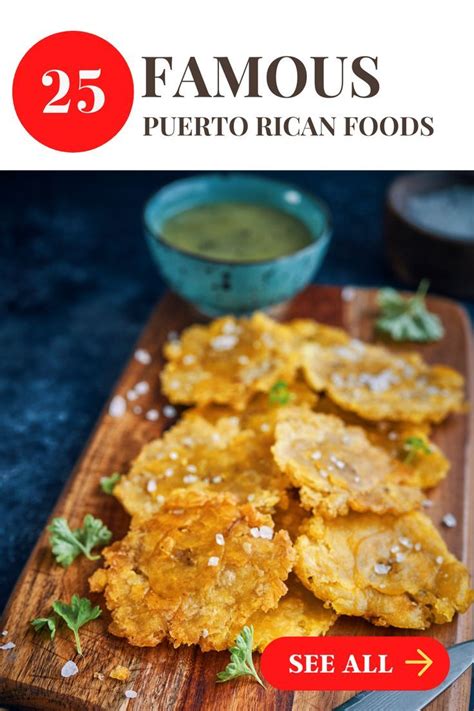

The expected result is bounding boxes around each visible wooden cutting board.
[1,286,473,711]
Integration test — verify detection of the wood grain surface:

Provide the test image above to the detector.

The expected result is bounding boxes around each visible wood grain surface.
[0,286,472,711]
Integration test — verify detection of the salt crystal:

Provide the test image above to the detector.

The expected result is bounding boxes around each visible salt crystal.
[163,405,177,418]
[395,552,405,563]
[247,494,255,502]
[126,389,138,401]
[319,469,329,479]
[1,630,7,636]
[260,423,270,433]
[169,451,179,460]
[186,464,197,473]
[238,355,250,365]
[182,437,194,447]
[215,533,225,546]
[61,660,78,677]
[0,641,15,650]
[211,475,222,484]
[210,334,238,351]
[201,629,209,638]
[156,495,165,506]
[436,555,444,565]
[442,513,457,528]
[146,480,157,493]
[414,543,422,551]
[145,409,160,421]
[390,545,400,554]
[183,354,196,365]
[354,475,361,483]
[134,348,151,365]
[125,689,138,699]
[183,474,198,484]
[208,556,219,567]
[311,451,322,461]
[259,526,274,540]
[374,563,391,575]
[164,467,174,478]
[94,671,105,681]
[250,527,261,538]
[341,286,355,302]
[135,381,149,395]
[422,499,433,508]
[399,536,413,549]
[222,320,238,335]
[109,395,126,418]
[388,431,398,441]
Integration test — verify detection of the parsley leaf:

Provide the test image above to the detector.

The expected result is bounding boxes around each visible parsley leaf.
[48,514,112,567]
[216,625,264,687]
[100,472,121,495]
[31,616,57,640]
[52,595,102,655]
[403,436,432,464]
[269,380,293,406]
[376,279,444,342]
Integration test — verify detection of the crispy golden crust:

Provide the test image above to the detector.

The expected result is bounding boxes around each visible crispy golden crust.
[161,313,298,410]
[90,492,295,651]
[273,489,311,541]
[295,511,474,629]
[250,575,337,651]
[272,408,423,518]
[302,340,465,424]
[288,318,350,347]
[114,415,289,521]
[315,396,449,489]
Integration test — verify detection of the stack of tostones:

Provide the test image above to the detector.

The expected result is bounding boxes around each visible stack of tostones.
[92,309,472,651]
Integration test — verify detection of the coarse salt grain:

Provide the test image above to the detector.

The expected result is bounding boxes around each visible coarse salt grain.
[388,431,398,441]
[61,660,78,677]
[146,480,157,493]
[341,286,355,302]
[399,536,413,549]
[125,690,138,699]
[390,545,400,554]
[163,405,177,418]
[250,527,260,538]
[259,525,273,540]
[201,629,209,638]
[134,349,152,365]
[183,354,196,365]
[109,395,126,418]
[414,543,422,551]
[215,533,225,546]
[442,513,457,528]
[208,556,219,567]
[169,451,179,460]
[186,464,197,473]
[436,555,444,565]
[319,469,329,479]
[395,552,405,563]
[183,474,198,484]
[211,475,222,484]
[210,334,238,351]
[156,495,165,505]
[1,641,15,650]
[165,467,174,478]
[1,630,7,636]
[374,563,391,575]
[126,389,139,401]
[247,494,255,502]
[238,355,250,365]
[260,423,270,433]
[94,672,105,681]
[145,409,160,421]
[135,381,149,395]
[311,451,322,461]
[422,499,433,508]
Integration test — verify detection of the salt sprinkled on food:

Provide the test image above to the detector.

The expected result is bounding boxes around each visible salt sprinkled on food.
[341,286,356,302]
[442,513,457,528]
[436,555,444,565]
[259,526,274,540]
[183,354,196,365]
[422,499,433,508]
[374,563,391,575]
[215,533,225,546]
[208,556,219,567]
[1,630,7,636]
[61,660,79,677]
[126,389,138,401]
[109,395,126,418]
[201,629,209,638]
[250,527,261,538]
[125,689,138,699]
[146,480,157,493]
[163,405,177,418]
[134,348,152,365]
[210,334,238,351]
[0,641,15,650]
[311,451,322,461]
[145,409,160,421]
[183,474,198,484]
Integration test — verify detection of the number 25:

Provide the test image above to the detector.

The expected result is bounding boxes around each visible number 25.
[42,69,105,114]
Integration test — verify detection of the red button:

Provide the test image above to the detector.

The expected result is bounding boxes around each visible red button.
[261,636,449,691]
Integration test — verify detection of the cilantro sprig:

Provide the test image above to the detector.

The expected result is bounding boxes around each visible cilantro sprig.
[376,280,444,343]
[31,595,101,655]
[216,625,264,687]
[403,436,432,464]
[31,616,57,640]
[100,472,121,495]
[269,380,293,406]
[48,514,112,567]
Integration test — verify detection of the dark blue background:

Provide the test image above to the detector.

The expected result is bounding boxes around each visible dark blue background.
[1,170,473,614]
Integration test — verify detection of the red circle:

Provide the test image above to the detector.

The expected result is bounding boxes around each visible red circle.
[12,31,134,152]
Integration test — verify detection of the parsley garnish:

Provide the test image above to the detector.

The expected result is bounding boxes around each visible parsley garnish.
[52,595,101,655]
[216,625,264,687]
[376,279,444,342]
[269,380,293,406]
[403,436,432,464]
[100,472,121,495]
[48,514,112,567]
[31,616,57,640]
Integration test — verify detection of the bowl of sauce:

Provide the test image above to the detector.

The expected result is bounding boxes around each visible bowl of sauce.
[144,174,332,315]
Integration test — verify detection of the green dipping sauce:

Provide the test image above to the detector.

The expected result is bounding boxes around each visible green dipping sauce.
[160,202,313,262]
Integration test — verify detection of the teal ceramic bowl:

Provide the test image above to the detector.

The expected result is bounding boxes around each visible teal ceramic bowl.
[144,174,332,316]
